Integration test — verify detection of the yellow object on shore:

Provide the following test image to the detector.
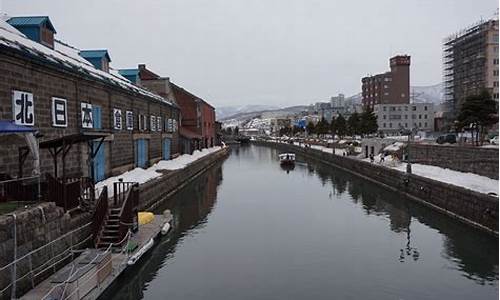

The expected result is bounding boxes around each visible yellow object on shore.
[138,212,155,225]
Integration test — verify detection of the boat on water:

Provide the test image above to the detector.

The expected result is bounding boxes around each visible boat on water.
[279,153,296,165]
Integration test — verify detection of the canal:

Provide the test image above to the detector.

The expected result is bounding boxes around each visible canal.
[105,144,498,300]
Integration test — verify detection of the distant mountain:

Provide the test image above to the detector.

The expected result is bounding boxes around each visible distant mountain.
[411,83,443,104]
[216,104,280,120]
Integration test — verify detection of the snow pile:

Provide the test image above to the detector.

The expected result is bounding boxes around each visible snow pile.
[96,146,224,196]
[152,146,223,171]
[392,163,499,195]
[363,154,498,194]
[383,142,405,152]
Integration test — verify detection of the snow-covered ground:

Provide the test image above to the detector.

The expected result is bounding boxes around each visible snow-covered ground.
[96,146,224,196]
[275,139,498,195]
[363,154,498,195]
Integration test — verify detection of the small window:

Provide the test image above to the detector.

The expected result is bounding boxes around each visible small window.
[389,123,392,128]
[424,106,428,111]
[419,114,422,119]
[412,106,417,111]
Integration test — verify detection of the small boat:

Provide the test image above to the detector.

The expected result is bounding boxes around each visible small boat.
[127,238,154,265]
[279,153,295,165]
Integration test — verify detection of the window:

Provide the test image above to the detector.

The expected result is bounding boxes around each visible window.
[412,106,417,111]
[405,106,408,111]
[405,123,408,128]
[424,114,427,119]
[424,122,428,127]
[384,85,388,89]
[389,123,392,128]
[383,106,387,111]
[424,106,428,111]
[412,114,416,119]
[390,107,396,111]
[494,81,499,87]
[419,122,422,127]
[418,114,421,119]
[383,123,386,128]
[383,115,387,119]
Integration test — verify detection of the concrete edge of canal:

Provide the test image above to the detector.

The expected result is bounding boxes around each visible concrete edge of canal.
[253,141,499,236]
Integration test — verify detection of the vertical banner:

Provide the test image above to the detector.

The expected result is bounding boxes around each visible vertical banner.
[81,102,93,128]
[113,108,122,130]
[51,97,67,127]
[12,90,34,126]
[126,111,134,130]
[157,116,162,132]
[150,115,156,132]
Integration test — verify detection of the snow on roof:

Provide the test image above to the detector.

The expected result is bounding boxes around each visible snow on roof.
[383,142,405,152]
[0,19,174,107]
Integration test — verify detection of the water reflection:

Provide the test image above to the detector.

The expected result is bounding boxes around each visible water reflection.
[106,145,497,299]
[297,153,498,284]
[102,163,224,300]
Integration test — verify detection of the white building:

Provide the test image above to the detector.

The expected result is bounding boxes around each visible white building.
[373,103,435,134]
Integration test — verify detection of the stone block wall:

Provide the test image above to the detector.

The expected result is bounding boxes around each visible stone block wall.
[139,147,229,211]
[0,203,91,299]
[255,141,498,234]
[408,144,498,179]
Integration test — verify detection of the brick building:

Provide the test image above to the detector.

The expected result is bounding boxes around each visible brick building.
[0,16,179,182]
[362,55,411,110]
[171,83,216,154]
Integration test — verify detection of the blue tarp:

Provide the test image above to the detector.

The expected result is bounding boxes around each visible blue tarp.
[0,120,36,133]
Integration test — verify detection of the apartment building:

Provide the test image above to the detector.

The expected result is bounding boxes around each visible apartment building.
[373,103,435,135]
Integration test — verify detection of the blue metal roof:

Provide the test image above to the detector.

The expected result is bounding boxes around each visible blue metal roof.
[7,16,56,33]
[118,69,139,76]
[0,120,37,133]
[79,50,112,62]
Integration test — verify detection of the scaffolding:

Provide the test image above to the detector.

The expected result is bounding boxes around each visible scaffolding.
[442,18,498,122]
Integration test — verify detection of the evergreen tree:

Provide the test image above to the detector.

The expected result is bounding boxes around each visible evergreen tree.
[234,126,239,136]
[316,117,330,137]
[359,109,378,136]
[347,112,360,136]
[306,121,316,136]
[457,90,497,145]
[330,116,337,139]
[336,114,347,138]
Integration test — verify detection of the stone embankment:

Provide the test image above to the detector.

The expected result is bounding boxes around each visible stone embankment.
[408,143,499,179]
[0,147,229,299]
[254,141,498,235]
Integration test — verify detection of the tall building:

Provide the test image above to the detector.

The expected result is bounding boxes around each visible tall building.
[443,18,499,120]
[362,55,411,110]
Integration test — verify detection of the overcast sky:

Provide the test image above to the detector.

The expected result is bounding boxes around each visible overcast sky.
[2,0,498,107]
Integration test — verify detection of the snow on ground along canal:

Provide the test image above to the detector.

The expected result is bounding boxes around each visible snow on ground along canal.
[104,145,498,300]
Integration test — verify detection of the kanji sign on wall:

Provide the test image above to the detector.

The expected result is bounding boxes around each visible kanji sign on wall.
[12,90,34,126]
[51,97,67,127]
[113,109,122,130]
[81,102,93,129]
[167,119,173,132]
[157,116,162,132]
[150,116,156,132]
[126,111,133,130]
[173,119,178,132]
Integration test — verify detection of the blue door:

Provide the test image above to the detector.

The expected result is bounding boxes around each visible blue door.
[163,138,171,160]
[93,142,105,182]
[135,139,148,168]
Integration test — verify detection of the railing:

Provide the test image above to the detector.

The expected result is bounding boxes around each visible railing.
[0,174,42,204]
[46,174,94,212]
[0,222,93,299]
[118,183,139,244]
[92,186,108,247]
[113,180,137,207]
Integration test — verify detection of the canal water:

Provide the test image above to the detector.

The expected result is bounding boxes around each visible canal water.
[105,145,498,300]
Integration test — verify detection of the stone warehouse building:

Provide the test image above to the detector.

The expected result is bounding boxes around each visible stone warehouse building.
[0,16,180,182]
[362,55,411,110]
